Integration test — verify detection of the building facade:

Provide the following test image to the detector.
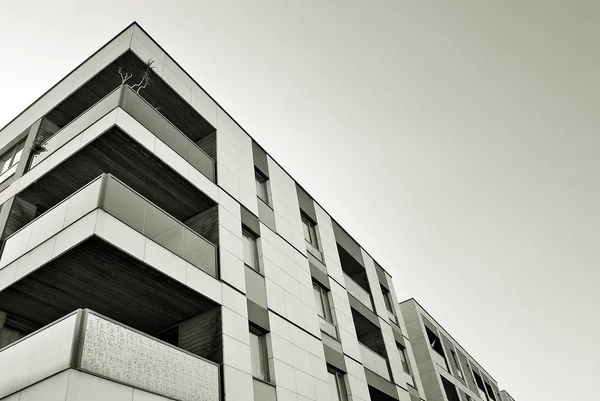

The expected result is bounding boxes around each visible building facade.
[398,299,514,401]
[0,23,427,401]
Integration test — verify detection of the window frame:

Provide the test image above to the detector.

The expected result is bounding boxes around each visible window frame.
[301,212,319,249]
[249,328,270,382]
[0,140,25,183]
[255,169,270,205]
[312,281,333,323]
[450,349,464,379]
[397,343,411,374]
[327,367,348,401]
[242,229,260,272]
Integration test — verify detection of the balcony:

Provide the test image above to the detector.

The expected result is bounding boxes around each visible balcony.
[360,342,391,381]
[344,273,374,311]
[29,85,215,182]
[432,350,449,372]
[0,309,219,401]
[1,174,216,277]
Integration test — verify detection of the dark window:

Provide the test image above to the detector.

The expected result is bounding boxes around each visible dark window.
[313,282,333,323]
[301,213,319,249]
[242,229,260,272]
[382,286,394,313]
[327,367,348,401]
[255,169,269,205]
[249,329,270,381]
[451,350,464,379]
[397,343,411,374]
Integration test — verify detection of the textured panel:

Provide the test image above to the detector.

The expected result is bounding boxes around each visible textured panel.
[80,313,219,401]
[0,314,76,398]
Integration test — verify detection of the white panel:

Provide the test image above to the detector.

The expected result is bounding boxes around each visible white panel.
[18,370,71,401]
[222,308,250,345]
[0,314,76,398]
[65,370,133,401]
[222,335,252,374]
[223,365,254,401]
[143,239,186,283]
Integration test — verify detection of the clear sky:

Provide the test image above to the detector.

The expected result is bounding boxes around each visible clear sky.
[1,1,599,400]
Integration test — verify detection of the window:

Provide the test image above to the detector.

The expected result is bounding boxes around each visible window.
[255,169,269,205]
[382,286,394,313]
[301,213,319,249]
[249,329,270,381]
[0,140,25,183]
[313,282,333,322]
[451,350,463,379]
[397,344,411,374]
[242,229,260,272]
[327,367,348,401]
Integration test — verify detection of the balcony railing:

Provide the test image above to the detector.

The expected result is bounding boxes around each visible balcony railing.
[0,174,217,277]
[0,310,220,401]
[359,342,390,381]
[432,349,449,372]
[344,273,374,311]
[29,85,215,181]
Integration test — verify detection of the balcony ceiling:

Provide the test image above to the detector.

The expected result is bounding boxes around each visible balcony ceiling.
[0,236,216,334]
[16,127,213,226]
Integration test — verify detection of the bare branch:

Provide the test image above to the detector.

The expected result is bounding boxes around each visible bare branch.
[117,66,133,85]
[131,59,155,93]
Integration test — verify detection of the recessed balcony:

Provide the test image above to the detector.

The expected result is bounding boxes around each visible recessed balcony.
[29,84,215,182]
[32,50,216,174]
[0,309,220,401]
[344,272,374,311]
[1,173,216,277]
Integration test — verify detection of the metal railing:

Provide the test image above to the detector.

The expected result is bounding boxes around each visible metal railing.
[344,273,374,311]
[0,309,220,401]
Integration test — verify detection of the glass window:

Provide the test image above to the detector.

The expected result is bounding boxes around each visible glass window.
[313,282,333,322]
[398,344,411,374]
[382,287,394,313]
[242,229,259,271]
[327,368,348,401]
[0,140,25,181]
[451,350,464,379]
[249,330,270,382]
[255,170,269,205]
[301,213,319,249]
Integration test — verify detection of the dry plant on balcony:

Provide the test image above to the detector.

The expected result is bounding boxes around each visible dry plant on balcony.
[118,59,155,94]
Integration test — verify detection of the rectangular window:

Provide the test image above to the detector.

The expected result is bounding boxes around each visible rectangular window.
[301,213,319,249]
[397,344,411,374]
[451,350,464,379]
[382,287,394,313]
[313,282,333,322]
[255,169,269,205]
[327,367,348,401]
[242,229,260,272]
[249,329,270,382]
[0,140,25,183]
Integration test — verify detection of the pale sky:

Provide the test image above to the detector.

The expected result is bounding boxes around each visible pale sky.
[1,1,599,400]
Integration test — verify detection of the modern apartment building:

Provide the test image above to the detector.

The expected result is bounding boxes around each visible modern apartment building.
[0,23,426,401]
[399,299,514,401]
